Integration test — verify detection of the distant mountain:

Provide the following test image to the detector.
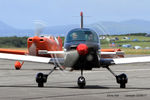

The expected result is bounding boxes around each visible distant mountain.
[0,19,150,36]
[0,21,33,37]
[42,19,150,36]
[91,19,150,35]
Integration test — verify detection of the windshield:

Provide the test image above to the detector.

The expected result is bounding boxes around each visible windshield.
[66,30,99,43]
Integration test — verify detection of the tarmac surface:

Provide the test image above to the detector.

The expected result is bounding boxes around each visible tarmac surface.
[0,55,150,100]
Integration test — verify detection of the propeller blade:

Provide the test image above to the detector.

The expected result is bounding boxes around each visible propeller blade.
[28,43,37,56]
[49,49,80,71]
[33,20,46,36]
[64,50,79,68]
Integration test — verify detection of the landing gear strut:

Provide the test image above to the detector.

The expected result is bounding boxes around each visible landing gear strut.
[106,66,128,88]
[36,66,56,87]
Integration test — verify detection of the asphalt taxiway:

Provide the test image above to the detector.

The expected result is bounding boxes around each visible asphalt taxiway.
[0,55,150,100]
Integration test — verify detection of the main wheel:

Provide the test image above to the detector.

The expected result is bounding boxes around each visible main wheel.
[15,61,22,70]
[120,83,126,88]
[77,76,86,88]
[36,73,47,87]
[38,82,44,87]
[116,73,128,88]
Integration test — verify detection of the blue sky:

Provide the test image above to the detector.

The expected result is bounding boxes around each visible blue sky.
[0,0,150,29]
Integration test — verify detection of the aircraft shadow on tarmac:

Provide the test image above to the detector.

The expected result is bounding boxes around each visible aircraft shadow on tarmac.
[66,85,150,90]
[0,85,150,90]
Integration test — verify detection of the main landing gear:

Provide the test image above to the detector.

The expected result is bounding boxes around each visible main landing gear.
[106,66,128,88]
[36,73,48,87]
[36,66,56,87]
[35,65,127,88]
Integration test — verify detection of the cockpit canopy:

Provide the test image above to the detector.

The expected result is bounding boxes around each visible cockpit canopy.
[66,28,99,43]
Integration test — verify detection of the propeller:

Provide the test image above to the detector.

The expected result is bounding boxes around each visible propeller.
[28,42,37,56]
[92,23,112,47]
[48,47,80,72]
[64,50,79,68]
[28,20,47,55]
[57,44,88,71]
[33,20,46,36]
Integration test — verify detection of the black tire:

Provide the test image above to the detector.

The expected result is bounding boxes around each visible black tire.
[38,82,44,87]
[77,76,86,88]
[116,73,128,88]
[15,67,21,70]
[36,73,46,87]
[120,83,126,88]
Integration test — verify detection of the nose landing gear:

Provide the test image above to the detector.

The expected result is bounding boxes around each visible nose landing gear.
[77,63,86,89]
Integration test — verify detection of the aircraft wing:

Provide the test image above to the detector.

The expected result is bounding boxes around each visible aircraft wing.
[100,56,150,66]
[112,56,150,64]
[0,53,64,64]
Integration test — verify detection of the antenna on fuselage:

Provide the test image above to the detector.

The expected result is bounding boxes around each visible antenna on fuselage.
[80,11,83,28]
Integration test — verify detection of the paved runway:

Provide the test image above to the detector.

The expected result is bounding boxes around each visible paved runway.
[0,55,150,100]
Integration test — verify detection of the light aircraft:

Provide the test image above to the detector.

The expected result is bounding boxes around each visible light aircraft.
[0,35,63,69]
[0,12,149,89]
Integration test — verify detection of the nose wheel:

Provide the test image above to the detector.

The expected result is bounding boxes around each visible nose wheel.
[77,76,86,88]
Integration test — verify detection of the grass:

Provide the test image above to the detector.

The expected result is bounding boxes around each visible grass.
[120,49,150,54]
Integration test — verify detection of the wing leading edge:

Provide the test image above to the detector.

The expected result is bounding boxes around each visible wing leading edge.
[0,53,64,64]
[113,56,150,64]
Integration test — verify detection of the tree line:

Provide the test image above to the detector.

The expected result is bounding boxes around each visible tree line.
[0,36,65,48]
[0,36,28,48]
